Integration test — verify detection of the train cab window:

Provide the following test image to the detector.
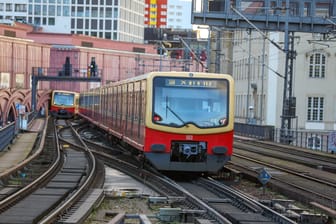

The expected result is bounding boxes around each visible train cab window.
[53,92,75,106]
[152,76,229,128]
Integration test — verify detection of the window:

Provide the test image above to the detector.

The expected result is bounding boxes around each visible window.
[85,7,90,17]
[63,6,70,16]
[57,6,61,16]
[0,73,10,88]
[71,18,75,28]
[99,19,104,29]
[307,135,321,150]
[34,17,41,25]
[92,7,98,17]
[113,8,118,18]
[77,6,84,17]
[16,74,25,88]
[309,53,325,78]
[85,19,89,28]
[77,19,83,28]
[6,3,12,11]
[113,20,117,30]
[307,97,324,121]
[43,5,47,15]
[34,5,41,15]
[15,4,26,12]
[152,77,229,128]
[105,20,111,29]
[48,17,55,25]
[105,32,111,39]
[49,5,55,16]
[106,7,112,17]
[91,19,97,29]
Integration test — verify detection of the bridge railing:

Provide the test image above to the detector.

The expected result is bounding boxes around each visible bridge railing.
[0,122,16,152]
[234,122,274,141]
[0,112,37,152]
[235,122,336,153]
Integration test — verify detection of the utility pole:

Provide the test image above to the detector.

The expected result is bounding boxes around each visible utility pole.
[246,29,252,124]
[280,31,297,143]
[279,0,297,143]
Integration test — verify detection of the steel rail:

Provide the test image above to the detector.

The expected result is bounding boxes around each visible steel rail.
[202,177,297,224]
[233,152,336,188]
[0,118,48,179]
[0,117,61,210]
[39,121,97,224]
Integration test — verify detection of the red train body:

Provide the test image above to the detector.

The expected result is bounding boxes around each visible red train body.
[79,72,234,173]
[50,90,79,118]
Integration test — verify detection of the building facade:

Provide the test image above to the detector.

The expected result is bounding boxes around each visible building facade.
[145,0,167,28]
[232,30,336,133]
[145,0,192,29]
[0,0,145,43]
[166,0,192,29]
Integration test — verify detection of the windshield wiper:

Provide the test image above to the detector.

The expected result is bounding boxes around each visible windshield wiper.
[165,96,188,127]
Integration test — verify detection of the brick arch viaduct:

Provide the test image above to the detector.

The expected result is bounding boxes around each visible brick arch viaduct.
[0,89,51,126]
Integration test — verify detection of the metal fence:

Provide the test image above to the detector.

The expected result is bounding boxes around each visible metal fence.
[0,112,37,152]
[234,123,274,141]
[0,122,16,152]
[273,128,335,153]
[234,122,336,154]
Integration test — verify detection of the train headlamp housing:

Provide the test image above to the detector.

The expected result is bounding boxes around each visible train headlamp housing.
[153,113,162,122]
[219,117,227,126]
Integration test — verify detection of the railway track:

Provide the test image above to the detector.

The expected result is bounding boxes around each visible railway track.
[234,139,336,172]
[78,123,296,224]
[178,177,295,224]
[231,138,336,220]
[93,149,295,224]
[0,118,99,223]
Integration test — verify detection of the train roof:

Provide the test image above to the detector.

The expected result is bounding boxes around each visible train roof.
[52,90,79,94]
[105,71,232,86]
[82,72,233,93]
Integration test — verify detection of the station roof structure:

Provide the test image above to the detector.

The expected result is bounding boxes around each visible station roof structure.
[191,0,336,34]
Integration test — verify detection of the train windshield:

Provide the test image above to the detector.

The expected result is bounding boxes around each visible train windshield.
[153,76,229,128]
[53,92,75,106]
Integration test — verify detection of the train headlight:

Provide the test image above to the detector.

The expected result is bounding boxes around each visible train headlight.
[153,113,162,122]
[219,117,227,126]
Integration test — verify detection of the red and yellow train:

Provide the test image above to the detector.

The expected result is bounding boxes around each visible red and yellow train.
[50,90,79,118]
[79,72,234,173]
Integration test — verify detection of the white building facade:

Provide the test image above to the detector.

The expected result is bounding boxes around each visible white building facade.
[233,30,336,132]
[0,0,145,43]
[166,0,192,29]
